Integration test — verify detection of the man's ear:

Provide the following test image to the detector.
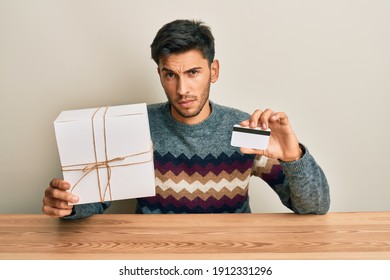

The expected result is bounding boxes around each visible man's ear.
[210,59,220,83]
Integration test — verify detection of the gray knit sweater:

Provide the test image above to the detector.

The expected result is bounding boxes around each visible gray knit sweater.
[66,101,330,219]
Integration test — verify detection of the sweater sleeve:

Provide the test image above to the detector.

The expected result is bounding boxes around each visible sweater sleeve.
[62,201,111,220]
[252,144,330,214]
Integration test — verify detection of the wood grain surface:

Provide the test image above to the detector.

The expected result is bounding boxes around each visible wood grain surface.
[1,212,389,259]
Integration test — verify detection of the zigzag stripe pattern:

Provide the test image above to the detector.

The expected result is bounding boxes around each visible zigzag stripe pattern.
[155,169,251,185]
[261,165,285,190]
[138,193,249,214]
[154,152,254,176]
[252,156,286,189]
[138,200,251,214]
[155,177,250,193]
[155,151,254,166]
[154,186,248,201]
[137,152,255,213]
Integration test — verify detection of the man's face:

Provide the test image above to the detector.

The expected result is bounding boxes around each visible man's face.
[157,49,219,125]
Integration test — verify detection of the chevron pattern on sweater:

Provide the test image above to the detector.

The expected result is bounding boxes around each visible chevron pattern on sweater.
[155,169,251,185]
[154,185,248,201]
[137,152,254,213]
[154,151,254,176]
[155,177,251,193]
[138,192,249,214]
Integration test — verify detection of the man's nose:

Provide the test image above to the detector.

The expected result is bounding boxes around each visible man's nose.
[177,77,189,95]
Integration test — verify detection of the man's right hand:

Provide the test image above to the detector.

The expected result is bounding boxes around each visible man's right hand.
[42,179,79,218]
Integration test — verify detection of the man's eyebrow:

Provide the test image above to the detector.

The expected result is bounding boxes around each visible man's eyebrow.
[184,67,202,73]
[160,67,173,72]
[160,67,203,72]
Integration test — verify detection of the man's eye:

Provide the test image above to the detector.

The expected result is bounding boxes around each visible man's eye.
[190,69,198,75]
[166,73,175,78]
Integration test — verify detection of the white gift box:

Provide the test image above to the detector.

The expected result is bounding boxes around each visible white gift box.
[54,103,156,205]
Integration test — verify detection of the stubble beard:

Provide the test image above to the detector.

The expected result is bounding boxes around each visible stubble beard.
[168,82,211,119]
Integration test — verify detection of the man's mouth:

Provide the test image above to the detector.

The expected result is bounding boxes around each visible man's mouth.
[177,99,195,108]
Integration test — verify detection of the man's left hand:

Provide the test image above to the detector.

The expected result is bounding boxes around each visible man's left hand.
[240,109,302,162]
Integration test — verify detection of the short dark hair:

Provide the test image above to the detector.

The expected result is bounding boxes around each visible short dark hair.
[151,19,215,66]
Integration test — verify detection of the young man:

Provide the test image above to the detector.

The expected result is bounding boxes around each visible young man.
[42,19,330,219]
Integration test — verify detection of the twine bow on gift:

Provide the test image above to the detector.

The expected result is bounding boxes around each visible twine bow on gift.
[81,156,125,173]
[61,106,153,203]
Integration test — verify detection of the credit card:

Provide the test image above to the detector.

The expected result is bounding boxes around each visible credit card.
[231,124,271,150]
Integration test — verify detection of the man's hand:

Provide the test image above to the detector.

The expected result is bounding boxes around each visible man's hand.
[42,179,79,218]
[240,109,302,162]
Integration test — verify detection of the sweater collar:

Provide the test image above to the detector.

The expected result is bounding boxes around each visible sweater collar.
[162,100,218,131]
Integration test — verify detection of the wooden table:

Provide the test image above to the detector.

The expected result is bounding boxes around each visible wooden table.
[0,212,390,260]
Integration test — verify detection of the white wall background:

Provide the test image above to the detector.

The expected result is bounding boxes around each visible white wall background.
[1,0,389,214]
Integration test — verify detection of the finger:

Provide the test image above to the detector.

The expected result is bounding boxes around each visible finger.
[50,178,71,191]
[270,112,288,124]
[249,109,264,128]
[48,178,78,203]
[259,108,274,130]
[240,119,250,127]
[45,185,79,204]
[240,147,267,156]
[43,195,74,210]
[42,194,75,218]
[240,147,255,154]
[42,204,73,218]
